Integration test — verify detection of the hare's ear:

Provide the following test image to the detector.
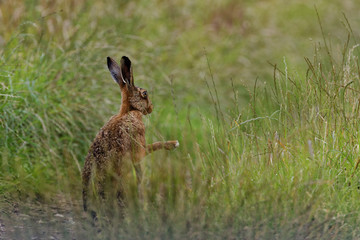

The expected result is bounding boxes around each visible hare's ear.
[120,56,134,86]
[107,57,126,86]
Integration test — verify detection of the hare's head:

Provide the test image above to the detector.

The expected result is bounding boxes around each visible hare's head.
[107,56,153,115]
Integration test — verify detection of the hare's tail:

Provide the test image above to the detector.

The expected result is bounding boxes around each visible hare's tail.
[82,156,93,212]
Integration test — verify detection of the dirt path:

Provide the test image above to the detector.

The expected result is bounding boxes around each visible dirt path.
[0,195,93,240]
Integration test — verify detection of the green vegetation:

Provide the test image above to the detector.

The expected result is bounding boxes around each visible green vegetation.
[1,0,360,239]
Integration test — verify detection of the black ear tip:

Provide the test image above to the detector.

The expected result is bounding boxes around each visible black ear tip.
[107,57,112,67]
[121,56,131,66]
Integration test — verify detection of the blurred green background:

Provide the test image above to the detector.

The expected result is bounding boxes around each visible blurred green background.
[1,0,360,239]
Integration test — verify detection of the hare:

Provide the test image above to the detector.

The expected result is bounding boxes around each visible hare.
[82,56,179,212]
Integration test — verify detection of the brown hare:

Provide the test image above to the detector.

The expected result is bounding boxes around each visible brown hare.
[82,56,179,212]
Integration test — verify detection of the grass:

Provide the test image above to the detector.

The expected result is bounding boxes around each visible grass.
[1,0,360,239]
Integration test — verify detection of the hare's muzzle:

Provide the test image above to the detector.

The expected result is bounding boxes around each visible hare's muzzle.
[147,104,153,114]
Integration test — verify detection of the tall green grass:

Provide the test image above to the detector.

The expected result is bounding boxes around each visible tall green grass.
[1,0,360,239]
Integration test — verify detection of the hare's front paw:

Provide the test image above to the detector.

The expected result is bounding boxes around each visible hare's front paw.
[166,140,179,150]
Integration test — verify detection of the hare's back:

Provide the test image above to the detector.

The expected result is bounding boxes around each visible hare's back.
[88,112,145,160]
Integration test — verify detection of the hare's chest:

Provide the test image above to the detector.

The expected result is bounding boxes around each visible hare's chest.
[121,123,145,146]
[99,112,145,156]
[117,115,145,149]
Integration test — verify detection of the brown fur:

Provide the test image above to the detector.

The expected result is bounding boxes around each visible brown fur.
[82,56,179,212]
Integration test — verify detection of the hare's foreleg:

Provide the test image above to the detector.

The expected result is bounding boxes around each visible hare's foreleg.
[146,140,179,154]
[133,163,144,201]
[134,163,142,184]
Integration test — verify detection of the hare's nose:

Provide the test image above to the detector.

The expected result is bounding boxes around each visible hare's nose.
[148,104,153,114]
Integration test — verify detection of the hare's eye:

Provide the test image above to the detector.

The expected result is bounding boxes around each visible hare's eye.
[142,91,147,98]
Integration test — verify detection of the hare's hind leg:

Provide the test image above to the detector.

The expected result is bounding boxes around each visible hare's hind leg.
[113,174,126,217]
[82,156,94,212]
[111,161,127,214]
[95,170,106,201]
[116,186,126,209]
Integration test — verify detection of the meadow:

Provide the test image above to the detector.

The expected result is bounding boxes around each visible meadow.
[1,0,360,239]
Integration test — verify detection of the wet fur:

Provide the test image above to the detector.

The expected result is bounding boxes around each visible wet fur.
[82,56,178,212]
